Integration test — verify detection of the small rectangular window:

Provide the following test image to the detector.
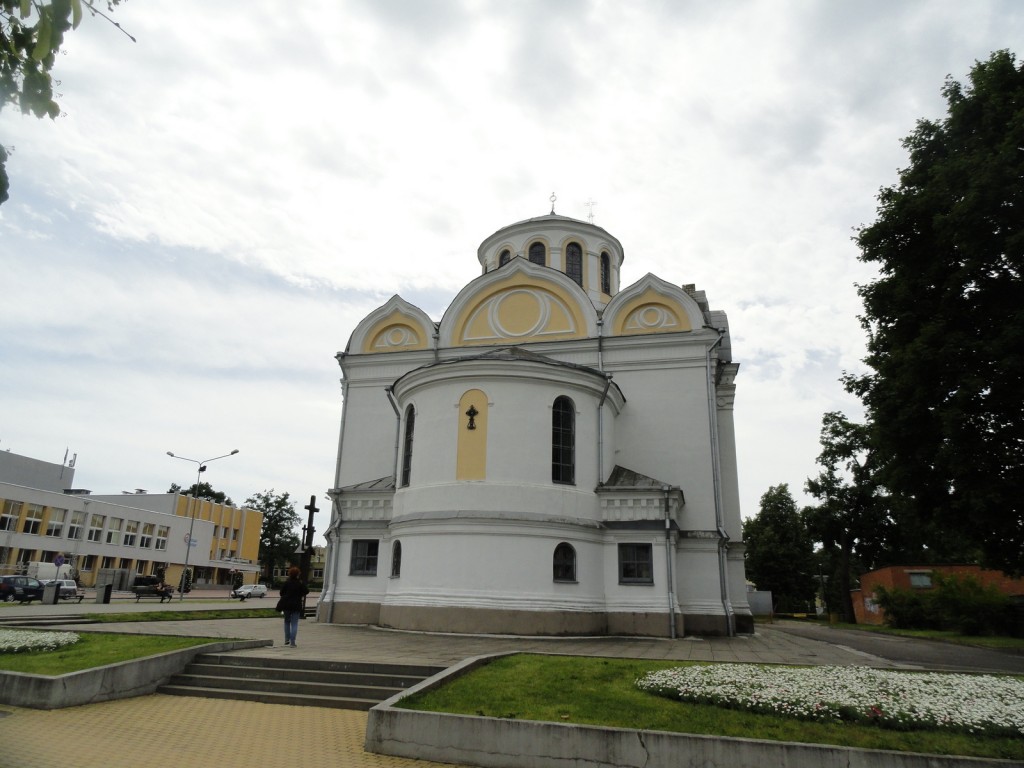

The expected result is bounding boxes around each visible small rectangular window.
[87,514,105,542]
[107,518,123,544]
[618,543,653,584]
[1,500,22,531]
[23,504,44,535]
[350,540,379,576]
[46,508,66,537]
[908,571,933,589]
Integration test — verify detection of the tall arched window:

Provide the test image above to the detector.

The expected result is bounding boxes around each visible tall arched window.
[499,249,511,266]
[566,242,583,286]
[401,405,415,487]
[600,251,611,294]
[552,396,575,485]
[391,540,402,578]
[528,242,546,266]
[553,542,576,582]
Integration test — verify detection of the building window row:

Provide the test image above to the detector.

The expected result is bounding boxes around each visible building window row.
[348,538,652,586]
[401,395,577,488]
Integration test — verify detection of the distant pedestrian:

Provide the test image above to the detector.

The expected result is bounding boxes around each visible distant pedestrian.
[277,566,309,647]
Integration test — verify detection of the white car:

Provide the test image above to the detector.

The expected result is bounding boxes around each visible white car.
[53,579,81,599]
[230,584,268,600]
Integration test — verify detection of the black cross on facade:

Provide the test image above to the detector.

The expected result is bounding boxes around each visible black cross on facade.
[466,405,479,430]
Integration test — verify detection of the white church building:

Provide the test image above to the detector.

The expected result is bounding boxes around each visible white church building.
[322,209,752,636]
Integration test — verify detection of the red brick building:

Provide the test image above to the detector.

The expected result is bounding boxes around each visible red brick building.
[851,565,1024,625]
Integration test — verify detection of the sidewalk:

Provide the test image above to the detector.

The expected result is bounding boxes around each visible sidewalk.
[0,605,901,768]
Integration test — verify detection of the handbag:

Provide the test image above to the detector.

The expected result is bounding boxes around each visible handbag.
[275,597,285,612]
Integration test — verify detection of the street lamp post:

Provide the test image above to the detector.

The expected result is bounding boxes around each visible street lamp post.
[166,449,239,601]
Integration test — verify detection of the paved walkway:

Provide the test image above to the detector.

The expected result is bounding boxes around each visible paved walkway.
[0,599,972,768]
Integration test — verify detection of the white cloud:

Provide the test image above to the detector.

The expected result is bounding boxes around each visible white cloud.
[2,0,1021,533]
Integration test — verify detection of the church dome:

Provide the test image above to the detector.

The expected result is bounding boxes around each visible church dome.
[476,213,624,309]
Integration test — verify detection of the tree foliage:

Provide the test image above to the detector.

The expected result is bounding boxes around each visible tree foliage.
[804,412,890,622]
[846,50,1024,574]
[0,0,129,204]
[245,489,300,584]
[167,481,234,508]
[742,484,816,613]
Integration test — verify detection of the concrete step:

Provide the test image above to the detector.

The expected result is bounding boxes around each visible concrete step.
[158,684,380,710]
[0,615,95,627]
[185,662,432,689]
[157,654,444,710]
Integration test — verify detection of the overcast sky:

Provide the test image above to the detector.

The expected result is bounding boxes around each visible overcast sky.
[1,1,1020,543]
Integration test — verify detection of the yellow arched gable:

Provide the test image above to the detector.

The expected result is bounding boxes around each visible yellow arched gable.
[362,316,429,354]
[452,275,587,347]
[611,288,691,336]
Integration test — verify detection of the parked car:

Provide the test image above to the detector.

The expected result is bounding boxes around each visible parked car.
[52,579,81,599]
[0,575,45,603]
[230,583,268,600]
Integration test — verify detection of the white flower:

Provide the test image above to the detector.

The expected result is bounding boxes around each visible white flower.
[636,664,1024,737]
[0,629,80,654]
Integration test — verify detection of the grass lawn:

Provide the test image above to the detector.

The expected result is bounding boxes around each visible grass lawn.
[398,654,1024,761]
[0,632,218,675]
[826,621,1024,651]
[90,608,279,623]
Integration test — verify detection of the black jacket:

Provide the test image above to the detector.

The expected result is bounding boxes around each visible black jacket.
[278,577,309,612]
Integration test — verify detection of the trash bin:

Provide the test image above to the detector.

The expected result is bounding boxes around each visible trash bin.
[95,583,113,604]
[43,582,60,604]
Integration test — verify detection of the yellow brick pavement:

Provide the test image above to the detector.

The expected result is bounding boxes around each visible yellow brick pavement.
[0,694,450,768]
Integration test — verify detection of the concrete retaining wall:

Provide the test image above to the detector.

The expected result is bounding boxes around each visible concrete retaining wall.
[0,639,270,710]
[365,656,1016,768]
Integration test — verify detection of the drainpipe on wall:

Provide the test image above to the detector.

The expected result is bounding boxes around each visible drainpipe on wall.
[596,374,612,486]
[385,386,402,483]
[596,319,608,484]
[705,328,736,637]
[324,506,340,624]
[663,485,677,639]
[329,357,351,625]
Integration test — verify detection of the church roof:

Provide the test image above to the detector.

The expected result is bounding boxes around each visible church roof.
[336,476,395,492]
[601,465,674,490]
[414,345,616,381]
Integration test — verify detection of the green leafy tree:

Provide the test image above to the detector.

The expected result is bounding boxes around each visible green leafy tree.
[167,481,234,508]
[804,412,890,622]
[246,489,300,584]
[0,0,131,204]
[742,484,816,613]
[846,50,1024,574]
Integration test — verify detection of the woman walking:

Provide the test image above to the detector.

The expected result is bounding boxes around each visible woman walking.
[278,566,309,647]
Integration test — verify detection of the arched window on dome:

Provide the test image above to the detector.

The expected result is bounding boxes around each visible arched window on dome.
[566,242,583,287]
[552,396,575,485]
[391,540,402,578]
[553,542,577,582]
[499,249,511,267]
[528,242,546,266]
[401,405,415,487]
[600,251,611,294]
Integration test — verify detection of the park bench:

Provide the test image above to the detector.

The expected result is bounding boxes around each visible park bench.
[131,585,174,603]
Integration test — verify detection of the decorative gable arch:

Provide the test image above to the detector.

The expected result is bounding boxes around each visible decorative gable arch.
[439,258,598,348]
[347,295,435,354]
[603,273,706,337]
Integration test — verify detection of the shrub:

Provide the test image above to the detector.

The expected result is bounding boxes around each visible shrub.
[874,573,1011,635]
[873,585,941,629]
[931,573,1009,636]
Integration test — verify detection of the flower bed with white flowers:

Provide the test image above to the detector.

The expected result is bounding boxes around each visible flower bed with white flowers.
[0,629,80,654]
[637,664,1024,738]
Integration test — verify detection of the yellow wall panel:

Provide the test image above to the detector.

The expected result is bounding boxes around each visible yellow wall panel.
[456,389,488,480]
